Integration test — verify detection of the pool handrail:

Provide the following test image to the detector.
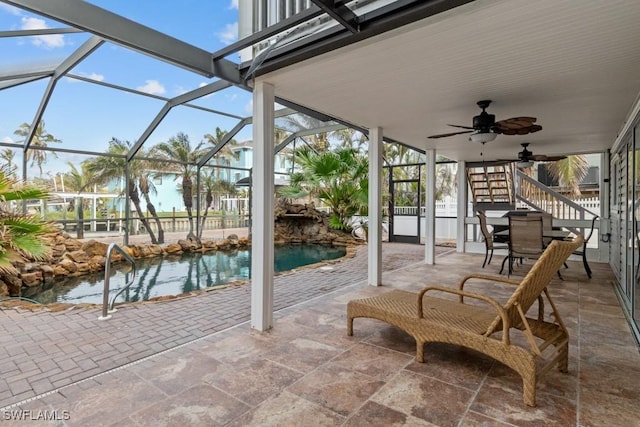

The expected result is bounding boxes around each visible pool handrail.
[98,243,136,320]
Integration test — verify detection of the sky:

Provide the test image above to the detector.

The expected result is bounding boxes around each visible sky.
[0,1,257,177]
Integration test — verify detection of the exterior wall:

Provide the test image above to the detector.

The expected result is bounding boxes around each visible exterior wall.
[609,104,640,344]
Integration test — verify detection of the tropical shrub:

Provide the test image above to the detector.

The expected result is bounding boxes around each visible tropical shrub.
[278,147,368,231]
[0,172,53,274]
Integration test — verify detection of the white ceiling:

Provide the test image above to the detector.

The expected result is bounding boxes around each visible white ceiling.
[259,0,640,162]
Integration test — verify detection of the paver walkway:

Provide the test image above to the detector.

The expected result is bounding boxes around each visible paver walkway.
[0,243,451,409]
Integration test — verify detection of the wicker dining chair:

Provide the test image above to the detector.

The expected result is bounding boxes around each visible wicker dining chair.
[500,215,545,275]
[477,211,509,268]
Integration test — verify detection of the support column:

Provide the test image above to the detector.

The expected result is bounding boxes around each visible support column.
[250,81,275,331]
[368,127,383,286]
[425,149,436,264]
[456,160,467,252]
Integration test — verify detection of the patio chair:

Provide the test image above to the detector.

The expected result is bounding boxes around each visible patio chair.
[500,215,545,276]
[477,211,509,268]
[571,215,599,278]
[347,235,583,406]
[526,211,554,247]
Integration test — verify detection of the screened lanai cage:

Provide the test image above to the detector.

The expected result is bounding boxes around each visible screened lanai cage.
[0,0,460,247]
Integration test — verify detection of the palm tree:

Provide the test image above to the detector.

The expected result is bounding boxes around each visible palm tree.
[151,132,205,242]
[13,121,61,176]
[281,113,331,152]
[204,127,240,180]
[85,138,164,244]
[0,149,18,179]
[278,147,368,230]
[0,171,53,275]
[544,155,590,198]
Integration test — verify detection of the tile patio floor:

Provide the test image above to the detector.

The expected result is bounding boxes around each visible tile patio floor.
[0,243,639,426]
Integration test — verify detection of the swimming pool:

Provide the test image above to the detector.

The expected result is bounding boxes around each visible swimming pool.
[23,244,347,305]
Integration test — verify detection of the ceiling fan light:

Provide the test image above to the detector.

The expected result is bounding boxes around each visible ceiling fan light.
[469,131,497,144]
[517,160,534,169]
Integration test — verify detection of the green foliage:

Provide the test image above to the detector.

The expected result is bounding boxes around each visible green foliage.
[544,155,589,197]
[279,147,368,230]
[13,121,61,176]
[0,172,53,274]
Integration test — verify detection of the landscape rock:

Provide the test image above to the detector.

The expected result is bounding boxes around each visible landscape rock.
[82,240,109,257]
[65,251,90,263]
[20,272,42,287]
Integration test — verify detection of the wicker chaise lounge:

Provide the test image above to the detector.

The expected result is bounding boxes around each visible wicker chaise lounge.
[347,236,583,406]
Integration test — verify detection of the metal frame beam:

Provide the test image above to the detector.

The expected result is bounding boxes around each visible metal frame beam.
[0,27,83,37]
[198,119,248,167]
[212,5,323,60]
[0,69,52,82]
[24,35,103,152]
[125,80,235,161]
[245,0,473,77]
[4,0,240,82]
[309,0,359,33]
[66,74,244,120]
[0,75,47,90]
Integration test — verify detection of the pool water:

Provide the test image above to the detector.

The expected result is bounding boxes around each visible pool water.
[23,244,346,305]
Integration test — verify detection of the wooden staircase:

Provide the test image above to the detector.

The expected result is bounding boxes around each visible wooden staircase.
[466,162,597,235]
[466,161,515,211]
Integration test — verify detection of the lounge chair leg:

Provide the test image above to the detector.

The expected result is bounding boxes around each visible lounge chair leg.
[523,376,537,407]
[558,342,569,373]
[582,253,592,278]
[347,316,354,336]
[416,340,425,363]
[482,251,489,268]
[488,249,494,266]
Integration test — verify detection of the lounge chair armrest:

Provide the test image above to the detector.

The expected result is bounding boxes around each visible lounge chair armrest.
[458,274,520,303]
[460,274,521,288]
[417,286,511,343]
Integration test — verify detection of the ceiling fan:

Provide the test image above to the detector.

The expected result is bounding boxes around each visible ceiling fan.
[427,100,543,143]
[500,143,567,168]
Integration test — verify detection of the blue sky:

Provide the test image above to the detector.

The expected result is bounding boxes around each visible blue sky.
[0,1,257,176]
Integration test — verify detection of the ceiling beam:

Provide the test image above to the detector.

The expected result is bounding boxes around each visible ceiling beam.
[309,0,359,33]
[4,0,241,83]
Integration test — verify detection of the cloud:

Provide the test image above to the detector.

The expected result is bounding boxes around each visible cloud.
[1,136,15,144]
[21,17,65,48]
[0,4,21,15]
[229,0,239,9]
[217,22,238,46]
[245,99,253,115]
[136,80,166,95]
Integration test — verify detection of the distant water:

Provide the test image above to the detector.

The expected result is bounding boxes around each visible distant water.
[23,244,346,305]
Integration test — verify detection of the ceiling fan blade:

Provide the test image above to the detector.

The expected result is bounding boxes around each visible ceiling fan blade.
[446,124,475,130]
[427,130,473,139]
[496,124,543,135]
[495,116,537,129]
[533,154,567,161]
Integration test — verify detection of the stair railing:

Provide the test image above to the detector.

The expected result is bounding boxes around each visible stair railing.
[515,170,597,235]
[98,243,136,320]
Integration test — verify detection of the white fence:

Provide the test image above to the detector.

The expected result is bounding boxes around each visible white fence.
[393,196,601,240]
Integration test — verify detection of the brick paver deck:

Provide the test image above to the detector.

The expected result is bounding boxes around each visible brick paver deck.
[0,243,451,409]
